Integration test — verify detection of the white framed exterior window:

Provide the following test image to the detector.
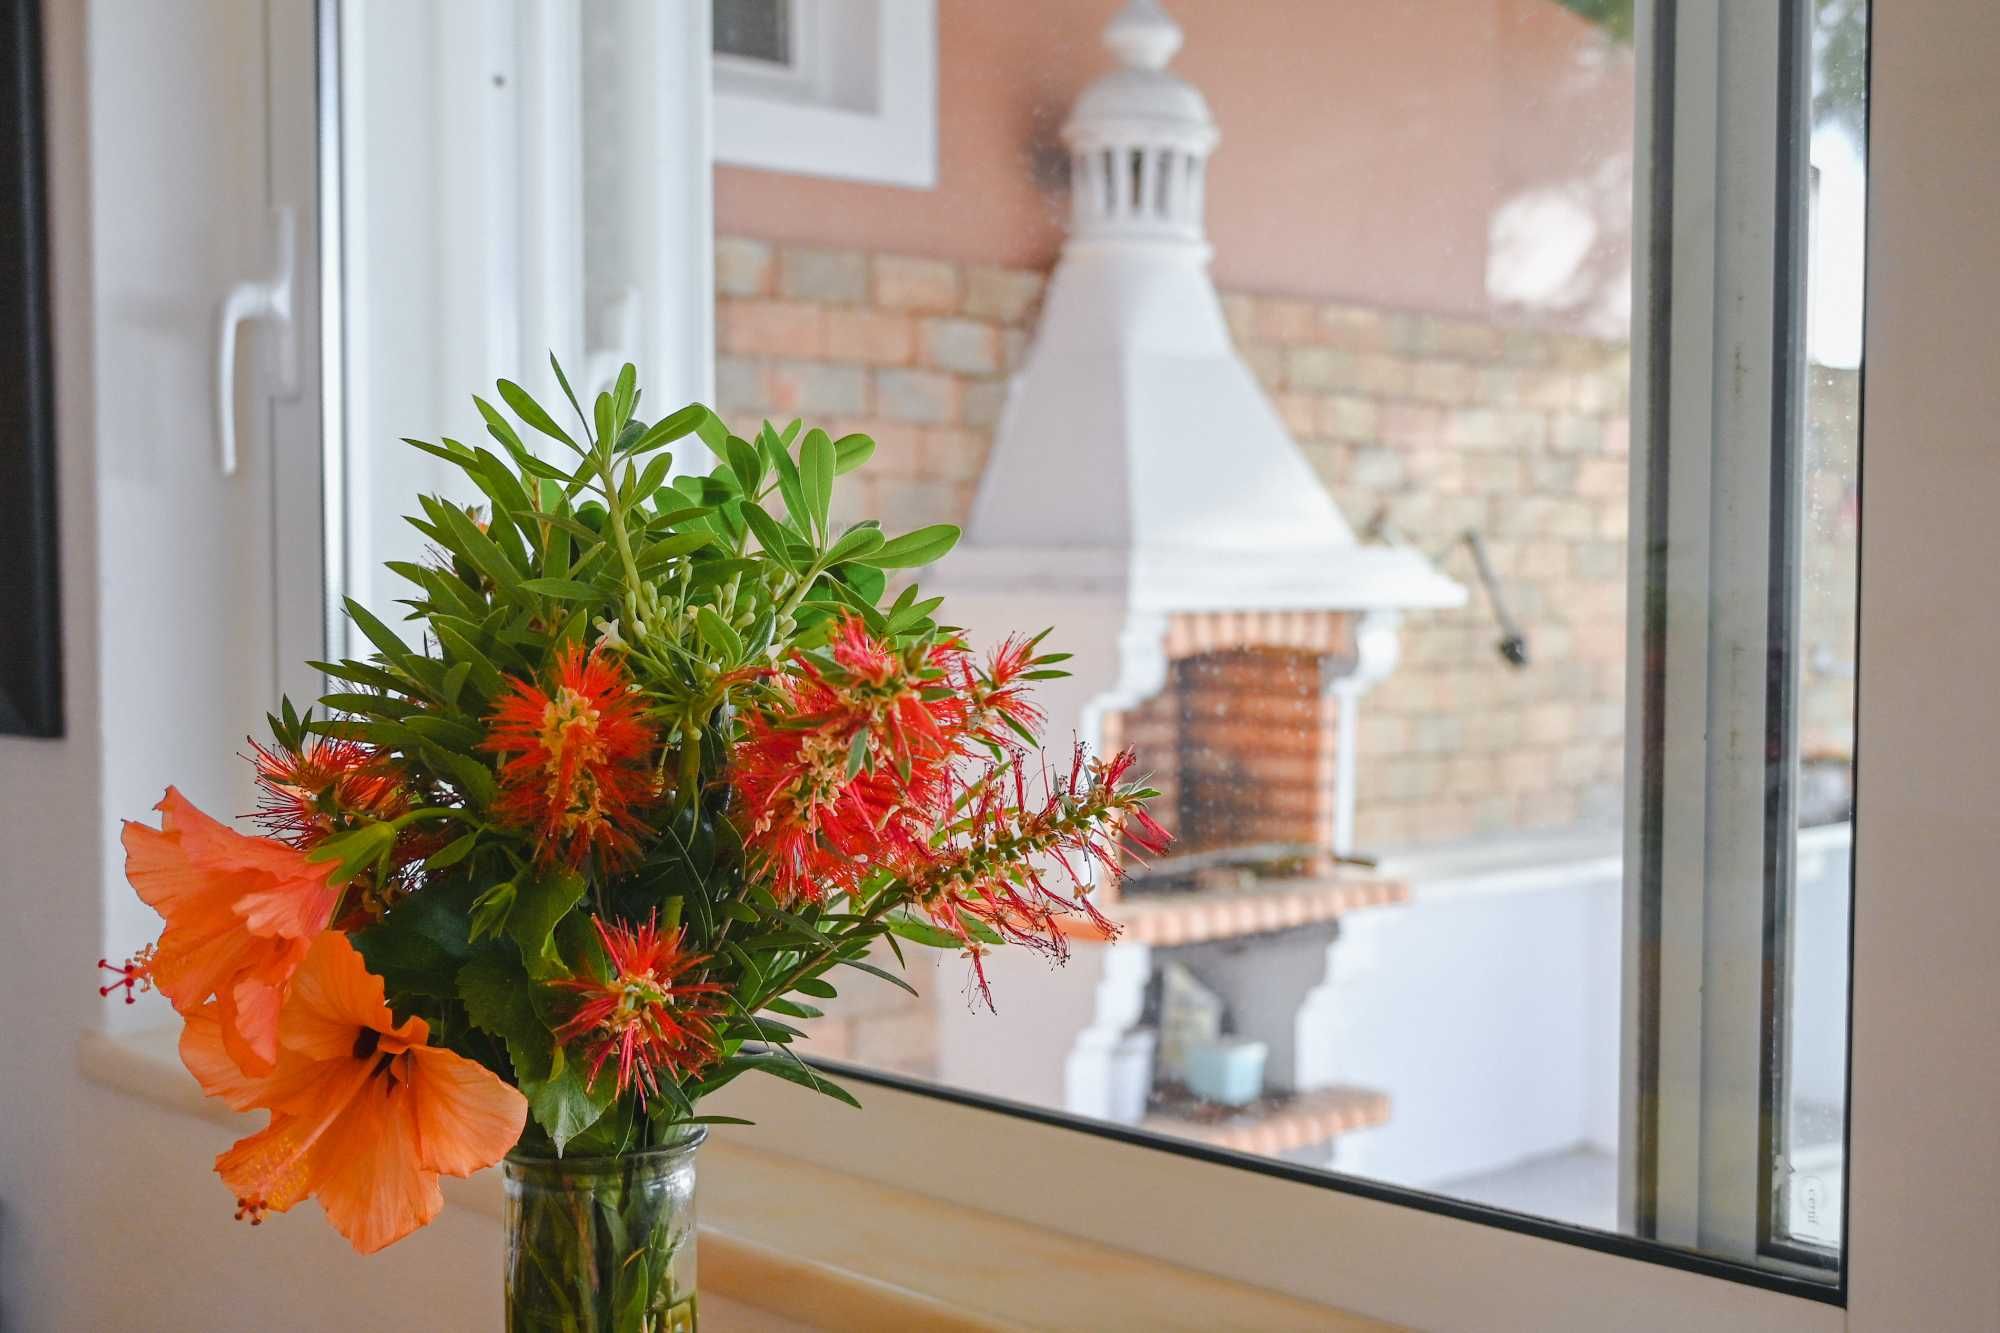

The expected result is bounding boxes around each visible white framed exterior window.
[710,0,938,188]
[278,0,1990,1327]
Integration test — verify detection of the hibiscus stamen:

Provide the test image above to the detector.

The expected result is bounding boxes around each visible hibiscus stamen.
[97,944,158,1004]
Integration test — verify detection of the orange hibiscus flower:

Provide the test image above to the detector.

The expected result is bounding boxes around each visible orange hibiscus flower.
[119,787,342,1074]
[180,932,527,1254]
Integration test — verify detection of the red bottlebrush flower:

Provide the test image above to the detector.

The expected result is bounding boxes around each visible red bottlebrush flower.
[955,632,1047,748]
[483,644,659,871]
[551,915,725,1102]
[249,737,409,849]
[896,745,1170,1009]
[728,615,965,905]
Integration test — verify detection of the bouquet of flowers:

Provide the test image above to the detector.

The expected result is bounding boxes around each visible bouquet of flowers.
[102,362,1166,1324]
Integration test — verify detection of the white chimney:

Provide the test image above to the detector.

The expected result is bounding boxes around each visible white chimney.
[937,0,1461,743]
[928,4,1463,1131]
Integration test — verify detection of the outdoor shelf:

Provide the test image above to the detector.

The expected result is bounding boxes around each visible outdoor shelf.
[1140,1085,1392,1157]
[1101,871,1411,947]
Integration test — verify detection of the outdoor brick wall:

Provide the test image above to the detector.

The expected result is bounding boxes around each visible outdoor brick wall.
[714,235,1857,851]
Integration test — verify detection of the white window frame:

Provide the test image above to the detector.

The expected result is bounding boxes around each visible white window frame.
[298,0,2000,1324]
[711,0,937,189]
[699,0,2000,1325]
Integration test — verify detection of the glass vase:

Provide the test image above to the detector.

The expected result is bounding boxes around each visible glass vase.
[502,1128,704,1333]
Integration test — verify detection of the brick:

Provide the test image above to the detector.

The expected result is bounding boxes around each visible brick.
[1000,328,1032,370]
[1349,447,1406,491]
[1317,304,1393,353]
[918,317,1000,374]
[960,378,1009,429]
[1571,540,1625,580]
[1276,392,1317,436]
[1501,750,1558,794]
[1501,328,1557,366]
[762,360,868,418]
[873,255,960,312]
[718,298,822,358]
[714,355,764,411]
[1244,343,1286,391]
[1549,415,1604,453]
[919,426,990,482]
[1527,455,1579,491]
[714,236,772,297]
[1427,319,1507,362]
[1378,403,1447,448]
[1464,454,1524,495]
[844,421,923,477]
[1602,417,1631,456]
[1219,293,1257,344]
[874,368,959,424]
[1411,715,1465,754]
[1446,407,1545,452]
[874,477,961,533]
[1524,704,1574,746]
[824,308,916,366]
[1576,458,1627,497]
[1254,298,1317,342]
[1285,346,1345,389]
[1410,361,1476,405]
[1316,394,1380,441]
[962,265,1044,322]
[1575,370,1625,417]
[778,245,868,303]
[1517,540,1569,579]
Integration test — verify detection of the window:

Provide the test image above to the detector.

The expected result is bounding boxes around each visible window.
[711,0,791,67]
[710,0,938,188]
[325,0,1874,1315]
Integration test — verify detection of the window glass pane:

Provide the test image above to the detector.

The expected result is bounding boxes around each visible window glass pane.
[715,0,1639,1228]
[327,0,1864,1286]
[713,0,792,66]
[1779,0,1868,1256]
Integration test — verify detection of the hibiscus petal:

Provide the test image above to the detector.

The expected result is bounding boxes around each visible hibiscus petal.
[309,1076,443,1254]
[180,1004,267,1111]
[280,934,424,1060]
[406,1046,528,1177]
[231,858,339,941]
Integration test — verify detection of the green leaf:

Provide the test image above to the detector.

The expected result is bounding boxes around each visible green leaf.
[304,821,398,885]
[838,956,920,997]
[885,911,964,950]
[865,523,961,570]
[832,432,875,475]
[760,422,811,531]
[624,402,709,456]
[497,378,579,453]
[724,434,764,498]
[799,427,834,538]
[694,606,745,662]
[739,502,797,572]
[732,1052,862,1109]
[423,831,480,871]
[509,866,589,976]
[349,877,481,999]
[458,949,553,1084]
[792,976,839,1000]
[825,525,887,566]
[524,1049,617,1154]
[517,577,604,601]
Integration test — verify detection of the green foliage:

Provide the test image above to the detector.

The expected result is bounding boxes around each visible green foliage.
[302,358,969,1149]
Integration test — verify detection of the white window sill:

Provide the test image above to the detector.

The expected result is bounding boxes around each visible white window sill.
[77,1028,1388,1331]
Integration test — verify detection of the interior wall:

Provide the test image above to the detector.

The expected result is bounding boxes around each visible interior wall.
[714,0,1635,329]
[0,3,97,1323]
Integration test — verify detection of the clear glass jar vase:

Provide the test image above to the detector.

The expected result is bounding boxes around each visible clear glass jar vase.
[502,1128,704,1333]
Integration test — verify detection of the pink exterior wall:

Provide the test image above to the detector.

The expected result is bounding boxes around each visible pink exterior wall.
[715,0,1635,325]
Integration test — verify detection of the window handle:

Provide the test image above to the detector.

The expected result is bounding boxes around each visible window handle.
[215,206,298,476]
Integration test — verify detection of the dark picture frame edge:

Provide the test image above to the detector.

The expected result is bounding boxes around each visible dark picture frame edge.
[0,0,61,739]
